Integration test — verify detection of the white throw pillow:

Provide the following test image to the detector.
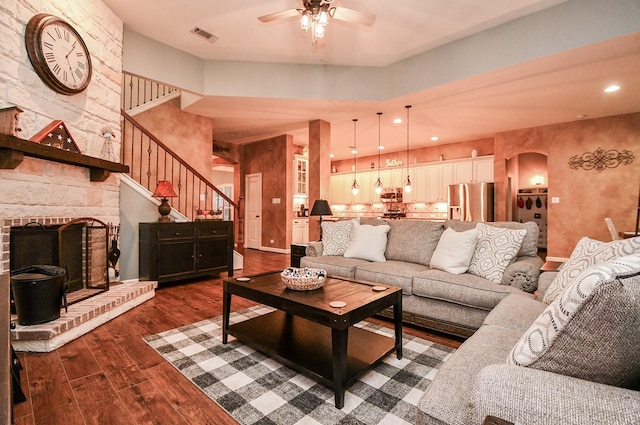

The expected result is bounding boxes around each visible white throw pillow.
[468,223,526,284]
[508,254,640,388]
[344,222,390,262]
[542,236,640,304]
[321,220,356,256]
[430,227,478,274]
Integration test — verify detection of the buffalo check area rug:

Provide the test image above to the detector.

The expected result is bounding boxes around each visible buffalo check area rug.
[144,305,455,425]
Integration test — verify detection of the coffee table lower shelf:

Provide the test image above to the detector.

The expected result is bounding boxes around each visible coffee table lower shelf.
[228,310,396,392]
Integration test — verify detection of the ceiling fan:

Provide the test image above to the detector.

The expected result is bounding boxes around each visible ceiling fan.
[258,0,376,44]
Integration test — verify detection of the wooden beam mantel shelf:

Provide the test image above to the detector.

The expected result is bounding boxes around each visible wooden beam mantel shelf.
[0,134,129,182]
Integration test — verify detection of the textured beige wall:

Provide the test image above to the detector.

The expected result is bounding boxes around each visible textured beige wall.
[243,135,294,249]
[496,112,640,257]
[135,98,214,182]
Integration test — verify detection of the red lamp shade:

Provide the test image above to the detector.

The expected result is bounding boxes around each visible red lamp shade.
[152,181,177,222]
[152,180,177,198]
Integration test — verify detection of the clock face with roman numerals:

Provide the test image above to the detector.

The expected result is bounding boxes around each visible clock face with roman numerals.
[25,14,92,95]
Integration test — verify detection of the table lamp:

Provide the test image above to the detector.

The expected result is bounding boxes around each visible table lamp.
[152,180,178,223]
[310,199,333,240]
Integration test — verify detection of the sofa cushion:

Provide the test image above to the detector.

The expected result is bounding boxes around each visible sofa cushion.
[413,270,524,311]
[483,293,545,332]
[385,220,444,266]
[344,221,390,262]
[508,254,640,389]
[542,236,640,303]
[468,223,527,284]
[445,220,539,258]
[355,260,429,295]
[430,227,478,274]
[417,324,523,425]
[299,255,369,279]
[321,219,355,256]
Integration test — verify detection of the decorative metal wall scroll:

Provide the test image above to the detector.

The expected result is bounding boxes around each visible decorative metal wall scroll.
[568,147,634,172]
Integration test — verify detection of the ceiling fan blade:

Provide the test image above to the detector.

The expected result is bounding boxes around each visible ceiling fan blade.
[330,6,376,28]
[258,8,301,23]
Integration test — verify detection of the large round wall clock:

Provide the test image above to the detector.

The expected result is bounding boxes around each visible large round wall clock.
[25,13,92,95]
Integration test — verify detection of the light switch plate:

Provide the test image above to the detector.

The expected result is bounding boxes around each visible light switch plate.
[551,197,560,204]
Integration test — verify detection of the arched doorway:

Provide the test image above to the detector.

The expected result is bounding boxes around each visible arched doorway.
[507,152,548,252]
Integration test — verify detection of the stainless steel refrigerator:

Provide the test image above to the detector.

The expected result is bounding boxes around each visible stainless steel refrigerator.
[448,182,495,222]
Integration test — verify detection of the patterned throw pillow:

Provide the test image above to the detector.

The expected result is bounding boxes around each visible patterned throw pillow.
[344,222,391,262]
[542,236,640,304]
[321,220,356,256]
[508,254,640,388]
[468,223,526,284]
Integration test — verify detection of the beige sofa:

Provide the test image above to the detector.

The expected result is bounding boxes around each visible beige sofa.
[301,218,543,337]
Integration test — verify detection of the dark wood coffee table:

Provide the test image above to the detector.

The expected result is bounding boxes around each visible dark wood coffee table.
[222,270,403,409]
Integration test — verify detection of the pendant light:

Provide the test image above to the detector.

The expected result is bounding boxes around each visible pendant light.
[404,105,412,193]
[374,112,384,194]
[351,118,359,195]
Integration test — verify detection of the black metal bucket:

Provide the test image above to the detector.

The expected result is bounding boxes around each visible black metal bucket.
[10,265,68,326]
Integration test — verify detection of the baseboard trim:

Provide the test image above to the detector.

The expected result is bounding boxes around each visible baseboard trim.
[260,246,289,254]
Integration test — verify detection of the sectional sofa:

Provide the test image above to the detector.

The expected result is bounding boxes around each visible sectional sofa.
[417,238,640,424]
[301,218,543,337]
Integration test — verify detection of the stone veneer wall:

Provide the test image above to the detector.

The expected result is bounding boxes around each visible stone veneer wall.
[0,0,123,274]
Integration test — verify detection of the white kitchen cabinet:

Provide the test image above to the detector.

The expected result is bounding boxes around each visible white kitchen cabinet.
[473,157,494,182]
[293,155,308,196]
[426,164,443,202]
[453,157,494,183]
[441,163,454,197]
[330,173,349,204]
[292,218,309,244]
[353,170,372,203]
[413,165,428,202]
[453,161,473,183]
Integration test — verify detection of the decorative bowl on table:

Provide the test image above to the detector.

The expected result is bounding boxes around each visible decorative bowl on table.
[281,267,326,291]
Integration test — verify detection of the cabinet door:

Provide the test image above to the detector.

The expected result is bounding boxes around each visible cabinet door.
[426,164,442,202]
[473,157,494,182]
[453,161,473,183]
[354,170,371,203]
[330,174,349,204]
[413,165,428,202]
[441,163,454,202]
[294,157,308,195]
[197,237,229,271]
[292,220,303,244]
[196,223,231,272]
[390,167,404,187]
[157,240,196,277]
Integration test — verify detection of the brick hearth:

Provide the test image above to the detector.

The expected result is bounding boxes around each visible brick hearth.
[11,280,157,352]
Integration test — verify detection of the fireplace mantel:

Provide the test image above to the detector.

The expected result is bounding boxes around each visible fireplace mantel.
[0,134,129,182]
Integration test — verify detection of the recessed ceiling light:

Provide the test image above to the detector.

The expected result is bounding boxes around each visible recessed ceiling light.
[604,84,620,93]
[329,153,334,158]
[430,136,439,141]
[378,145,384,150]
[393,118,403,124]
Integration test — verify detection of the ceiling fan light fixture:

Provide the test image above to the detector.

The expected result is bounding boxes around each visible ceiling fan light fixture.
[300,11,311,31]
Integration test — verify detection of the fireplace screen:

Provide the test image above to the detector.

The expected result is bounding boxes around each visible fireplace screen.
[10,218,110,305]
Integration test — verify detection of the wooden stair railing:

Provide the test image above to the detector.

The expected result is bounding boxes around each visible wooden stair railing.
[120,109,243,252]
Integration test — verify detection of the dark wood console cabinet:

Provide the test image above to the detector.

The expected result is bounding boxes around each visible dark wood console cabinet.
[139,221,234,283]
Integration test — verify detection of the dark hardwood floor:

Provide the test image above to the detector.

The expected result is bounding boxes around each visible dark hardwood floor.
[13,249,463,425]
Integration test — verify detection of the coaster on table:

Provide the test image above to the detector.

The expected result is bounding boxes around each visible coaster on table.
[329,301,347,308]
[372,285,387,292]
[236,277,250,282]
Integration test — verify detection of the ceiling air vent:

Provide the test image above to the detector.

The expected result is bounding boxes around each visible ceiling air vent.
[191,27,218,44]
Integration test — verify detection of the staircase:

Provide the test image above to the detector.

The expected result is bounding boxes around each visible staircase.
[119,72,244,259]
